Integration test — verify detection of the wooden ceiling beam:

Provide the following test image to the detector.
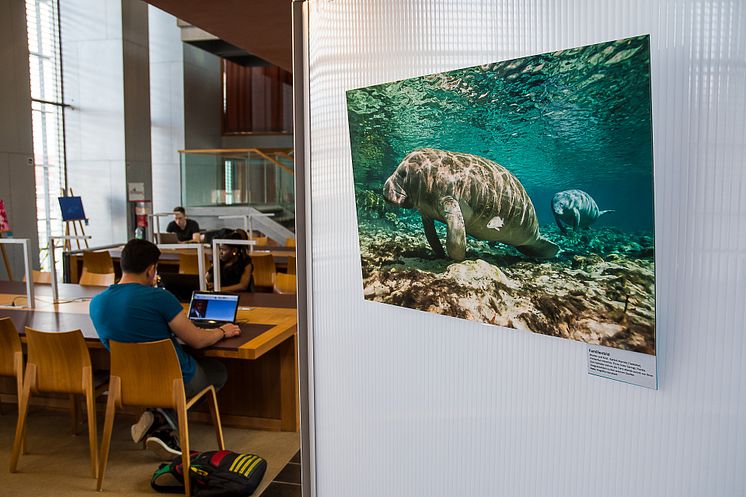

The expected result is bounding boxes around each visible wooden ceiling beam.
[144,0,292,71]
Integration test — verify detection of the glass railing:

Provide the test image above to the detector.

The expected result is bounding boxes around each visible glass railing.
[179,148,295,215]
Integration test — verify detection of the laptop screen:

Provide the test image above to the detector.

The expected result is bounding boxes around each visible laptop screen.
[188,292,239,324]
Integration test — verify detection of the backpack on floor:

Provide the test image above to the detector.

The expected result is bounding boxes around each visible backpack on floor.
[151,450,267,497]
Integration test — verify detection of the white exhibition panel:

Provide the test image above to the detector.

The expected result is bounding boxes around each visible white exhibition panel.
[306,1,745,496]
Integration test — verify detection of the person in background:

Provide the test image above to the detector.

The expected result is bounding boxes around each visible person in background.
[206,230,253,292]
[166,206,200,242]
[90,239,240,459]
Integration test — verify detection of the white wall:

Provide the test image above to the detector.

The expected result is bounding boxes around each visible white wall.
[62,0,128,245]
[148,6,183,214]
[62,0,151,245]
[305,1,746,496]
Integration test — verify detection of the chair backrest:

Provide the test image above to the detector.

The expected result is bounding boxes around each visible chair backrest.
[273,273,296,294]
[178,253,207,275]
[22,270,52,284]
[250,253,276,288]
[82,250,114,274]
[0,318,21,377]
[33,270,52,283]
[79,271,115,286]
[109,339,183,409]
[285,237,296,248]
[287,255,296,275]
[25,327,91,394]
[253,236,269,247]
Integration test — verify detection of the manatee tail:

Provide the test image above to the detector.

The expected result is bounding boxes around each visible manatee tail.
[516,236,559,259]
[599,209,615,217]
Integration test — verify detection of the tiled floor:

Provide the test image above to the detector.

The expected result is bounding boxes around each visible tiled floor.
[260,450,301,497]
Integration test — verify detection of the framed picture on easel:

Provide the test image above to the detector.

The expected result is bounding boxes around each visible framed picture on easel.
[58,193,90,251]
[58,195,86,221]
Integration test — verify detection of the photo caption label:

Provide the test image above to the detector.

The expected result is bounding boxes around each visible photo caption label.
[587,344,657,389]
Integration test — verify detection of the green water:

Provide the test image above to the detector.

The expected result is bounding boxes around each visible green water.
[347,35,654,239]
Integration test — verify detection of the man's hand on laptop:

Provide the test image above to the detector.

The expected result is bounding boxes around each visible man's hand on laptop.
[218,323,241,339]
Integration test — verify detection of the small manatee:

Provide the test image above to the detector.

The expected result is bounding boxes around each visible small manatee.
[551,189,614,235]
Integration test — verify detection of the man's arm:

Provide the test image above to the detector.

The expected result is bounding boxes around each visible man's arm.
[168,311,240,349]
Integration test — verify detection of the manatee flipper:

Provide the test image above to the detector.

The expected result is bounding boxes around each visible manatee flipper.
[438,196,466,261]
[421,214,446,258]
[571,208,581,230]
[598,209,615,217]
[516,236,559,259]
[553,211,568,235]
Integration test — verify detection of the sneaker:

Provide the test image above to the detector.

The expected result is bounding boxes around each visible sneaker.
[131,410,155,443]
[146,429,181,460]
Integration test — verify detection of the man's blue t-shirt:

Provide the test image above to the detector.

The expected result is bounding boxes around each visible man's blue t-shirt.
[90,283,196,383]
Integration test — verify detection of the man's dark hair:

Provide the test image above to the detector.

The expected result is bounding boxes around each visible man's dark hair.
[120,239,161,274]
[173,206,186,215]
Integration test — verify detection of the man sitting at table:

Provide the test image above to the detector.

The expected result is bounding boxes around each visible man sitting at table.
[90,239,240,459]
[166,206,200,242]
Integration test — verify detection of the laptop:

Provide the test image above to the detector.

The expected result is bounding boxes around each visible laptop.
[187,291,240,328]
[157,232,179,244]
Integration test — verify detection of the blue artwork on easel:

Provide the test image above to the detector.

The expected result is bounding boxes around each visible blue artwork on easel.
[58,196,87,222]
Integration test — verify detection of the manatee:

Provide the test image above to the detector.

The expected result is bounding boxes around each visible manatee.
[551,189,614,235]
[382,148,559,261]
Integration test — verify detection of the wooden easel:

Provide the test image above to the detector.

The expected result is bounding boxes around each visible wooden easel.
[0,231,13,281]
[61,188,90,252]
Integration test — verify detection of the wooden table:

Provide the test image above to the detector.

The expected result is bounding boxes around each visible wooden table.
[64,245,295,283]
[0,281,298,431]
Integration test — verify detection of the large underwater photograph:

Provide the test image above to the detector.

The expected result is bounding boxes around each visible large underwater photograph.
[346,35,655,355]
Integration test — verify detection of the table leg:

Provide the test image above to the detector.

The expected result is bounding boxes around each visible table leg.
[279,335,299,432]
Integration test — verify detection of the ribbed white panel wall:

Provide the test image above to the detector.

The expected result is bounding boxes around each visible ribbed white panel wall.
[305,1,746,496]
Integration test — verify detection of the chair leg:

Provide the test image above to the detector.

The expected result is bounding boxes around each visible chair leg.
[14,355,26,454]
[176,400,191,496]
[207,388,225,450]
[84,376,98,478]
[97,377,119,492]
[70,394,81,435]
[10,366,34,472]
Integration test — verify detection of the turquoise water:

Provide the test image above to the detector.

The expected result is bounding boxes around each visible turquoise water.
[347,35,654,235]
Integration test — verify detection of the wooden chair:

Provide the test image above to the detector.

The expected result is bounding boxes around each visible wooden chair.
[10,328,105,477]
[178,253,207,275]
[97,339,224,494]
[250,253,276,289]
[273,273,297,295]
[285,237,296,248]
[80,250,115,286]
[21,270,52,284]
[287,254,296,275]
[78,272,115,286]
[82,250,114,274]
[0,318,23,418]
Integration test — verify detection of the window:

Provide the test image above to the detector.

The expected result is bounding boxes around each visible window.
[26,0,67,270]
